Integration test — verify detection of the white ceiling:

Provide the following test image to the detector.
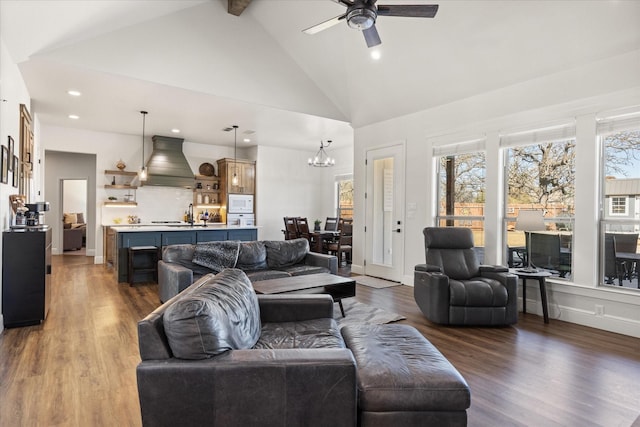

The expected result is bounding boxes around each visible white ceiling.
[1,0,639,151]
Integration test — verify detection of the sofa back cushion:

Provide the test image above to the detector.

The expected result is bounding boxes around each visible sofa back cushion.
[264,238,309,269]
[236,241,268,271]
[163,268,261,359]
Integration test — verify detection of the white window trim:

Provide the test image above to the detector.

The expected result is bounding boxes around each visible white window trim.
[608,196,628,216]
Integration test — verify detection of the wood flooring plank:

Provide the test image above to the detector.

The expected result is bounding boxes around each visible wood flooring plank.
[0,256,639,427]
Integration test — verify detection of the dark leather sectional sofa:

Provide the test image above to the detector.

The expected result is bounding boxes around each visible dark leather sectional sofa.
[137,269,471,427]
[157,237,337,302]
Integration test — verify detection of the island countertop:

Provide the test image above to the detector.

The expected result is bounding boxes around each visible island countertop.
[108,224,258,233]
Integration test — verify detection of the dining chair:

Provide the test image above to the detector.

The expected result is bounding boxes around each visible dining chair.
[294,217,313,244]
[529,232,571,277]
[326,223,352,266]
[324,217,339,231]
[604,233,625,286]
[283,217,298,240]
[610,232,639,282]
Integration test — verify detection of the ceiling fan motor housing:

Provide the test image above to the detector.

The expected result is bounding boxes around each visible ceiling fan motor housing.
[347,3,377,30]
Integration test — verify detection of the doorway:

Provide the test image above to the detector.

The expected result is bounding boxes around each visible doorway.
[61,179,88,256]
[364,144,405,282]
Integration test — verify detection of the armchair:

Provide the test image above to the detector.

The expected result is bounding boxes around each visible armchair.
[414,227,518,326]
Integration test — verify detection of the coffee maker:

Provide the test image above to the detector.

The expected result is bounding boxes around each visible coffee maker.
[25,202,50,227]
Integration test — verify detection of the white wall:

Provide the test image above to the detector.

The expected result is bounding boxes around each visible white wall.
[63,180,87,215]
[353,49,640,338]
[255,144,353,241]
[0,38,33,334]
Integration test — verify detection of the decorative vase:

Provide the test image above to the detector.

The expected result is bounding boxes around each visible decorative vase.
[116,159,126,170]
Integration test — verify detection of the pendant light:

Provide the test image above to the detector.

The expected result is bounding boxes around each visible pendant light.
[308,140,335,167]
[232,125,239,186]
[139,110,148,181]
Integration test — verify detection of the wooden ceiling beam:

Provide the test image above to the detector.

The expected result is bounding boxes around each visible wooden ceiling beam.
[228,0,252,16]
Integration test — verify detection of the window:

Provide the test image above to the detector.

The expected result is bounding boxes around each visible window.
[502,123,576,278]
[336,175,353,219]
[598,112,640,289]
[435,148,486,257]
[609,196,628,216]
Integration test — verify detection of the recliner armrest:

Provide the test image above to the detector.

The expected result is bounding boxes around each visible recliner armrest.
[479,265,508,273]
[415,263,443,273]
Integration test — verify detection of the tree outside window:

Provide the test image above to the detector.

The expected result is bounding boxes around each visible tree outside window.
[437,152,486,247]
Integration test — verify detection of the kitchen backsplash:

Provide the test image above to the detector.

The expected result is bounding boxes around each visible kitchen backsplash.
[101,186,193,225]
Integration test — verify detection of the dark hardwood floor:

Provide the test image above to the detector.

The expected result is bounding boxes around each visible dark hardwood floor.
[1,255,639,427]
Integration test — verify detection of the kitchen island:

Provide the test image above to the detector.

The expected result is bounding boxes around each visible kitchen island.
[105,224,258,283]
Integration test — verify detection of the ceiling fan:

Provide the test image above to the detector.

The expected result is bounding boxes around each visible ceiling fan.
[303,0,439,48]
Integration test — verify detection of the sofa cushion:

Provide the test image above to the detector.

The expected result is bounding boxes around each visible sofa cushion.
[63,212,77,224]
[236,241,268,271]
[163,269,261,359]
[192,241,240,273]
[254,318,345,349]
[265,238,309,269]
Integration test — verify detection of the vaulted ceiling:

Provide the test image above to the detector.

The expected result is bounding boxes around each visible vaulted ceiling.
[1,0,639,150]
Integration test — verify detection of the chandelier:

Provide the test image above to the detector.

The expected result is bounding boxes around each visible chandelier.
[308,140,335,167]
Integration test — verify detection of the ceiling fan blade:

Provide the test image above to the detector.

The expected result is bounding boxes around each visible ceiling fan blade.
[303,13,347,35]
[363,24,382,48]
[377,4,439,18]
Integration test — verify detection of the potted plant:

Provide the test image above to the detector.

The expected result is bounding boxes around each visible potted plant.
[314,219,322,231]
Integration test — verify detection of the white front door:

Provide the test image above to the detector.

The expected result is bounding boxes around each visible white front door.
[364,144,405,282]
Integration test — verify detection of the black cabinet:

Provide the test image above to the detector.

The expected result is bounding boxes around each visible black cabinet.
[2,227,52,328]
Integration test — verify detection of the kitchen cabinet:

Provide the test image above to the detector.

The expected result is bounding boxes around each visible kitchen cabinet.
[217,158,255,195]
[228,229,257,241]
[104,226,116,267]
[104,169,138,206]
[2,227,52,327]
[197,230,228,242]
[162,231,197,246]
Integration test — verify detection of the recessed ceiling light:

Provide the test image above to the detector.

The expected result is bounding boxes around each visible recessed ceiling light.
[243,138,251,143]
[171,128,180,133]
[370,50,381,60]
[67,90,81,96]
[68,114,79,120]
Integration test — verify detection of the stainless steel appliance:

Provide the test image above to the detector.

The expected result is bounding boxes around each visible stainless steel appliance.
[227,213,255,227]
[25,202,50,226]
[228,194,254,214]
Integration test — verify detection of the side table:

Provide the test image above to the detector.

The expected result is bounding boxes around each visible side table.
[510,269,552,323]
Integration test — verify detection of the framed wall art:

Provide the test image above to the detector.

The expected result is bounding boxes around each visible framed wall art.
[13,155,19,187]
[1,145,8,184]
[8,136,14,170]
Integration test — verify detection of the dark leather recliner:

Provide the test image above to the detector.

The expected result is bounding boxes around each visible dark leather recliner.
[414,227,518,326]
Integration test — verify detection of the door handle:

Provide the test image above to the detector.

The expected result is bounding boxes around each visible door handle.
[395,228,402,233]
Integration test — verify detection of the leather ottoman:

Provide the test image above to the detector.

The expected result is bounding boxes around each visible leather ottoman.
[341,324,471,427]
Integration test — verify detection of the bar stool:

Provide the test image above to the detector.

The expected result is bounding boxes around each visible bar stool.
[128,246,159,286]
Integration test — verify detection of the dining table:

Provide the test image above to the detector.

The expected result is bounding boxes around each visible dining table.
[309,230,340,253]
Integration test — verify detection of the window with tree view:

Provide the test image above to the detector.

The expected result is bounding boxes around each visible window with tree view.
[505,137,575,279]
[436,151,486,254]
[600,120,640,289]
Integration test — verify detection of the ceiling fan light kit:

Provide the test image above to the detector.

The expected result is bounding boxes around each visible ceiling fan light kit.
[304,0,438,48]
